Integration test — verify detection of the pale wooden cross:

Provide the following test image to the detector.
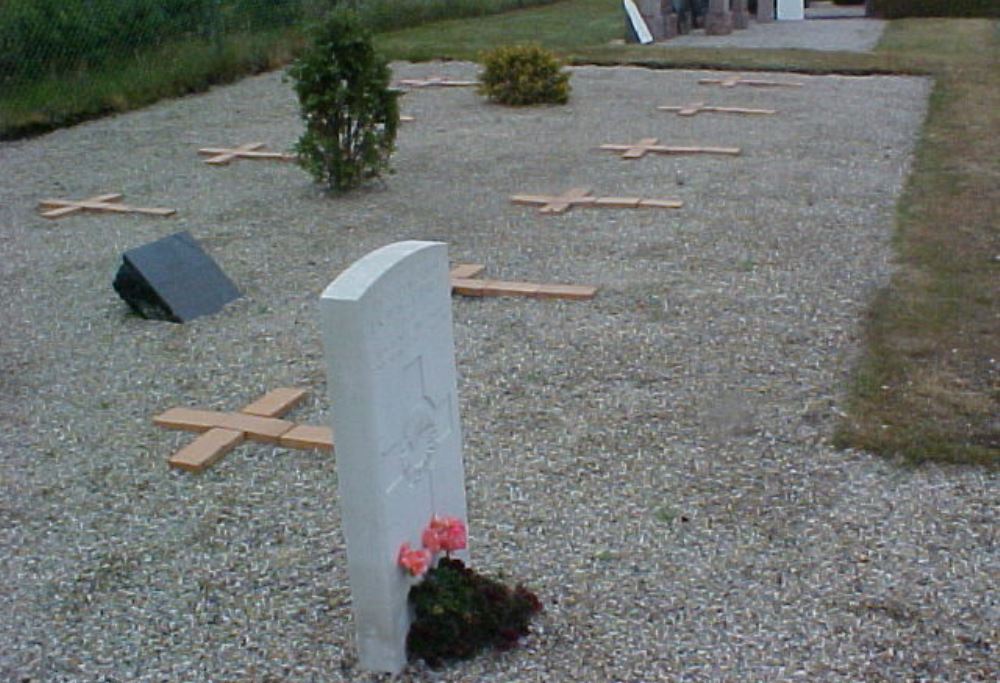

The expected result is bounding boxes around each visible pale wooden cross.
[154,387,333,472]
[510,187,683,213]
[198,142,296,165]
[599,138,741,159]
[397,76,477,88]
[698,76,804,88]
[450,264,597,301]
[38,193,176,220]
[657,102,777,117]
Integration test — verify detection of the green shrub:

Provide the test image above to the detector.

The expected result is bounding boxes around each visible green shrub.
[406,558,543,667]
[478,44,570,106]
[868,0,998,18]
[287,8,399,192]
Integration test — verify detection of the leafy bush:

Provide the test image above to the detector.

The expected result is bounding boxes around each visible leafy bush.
[287,8,399,192]
[868,0,998,18]
[407,558,543,667]
[478,44,571,106]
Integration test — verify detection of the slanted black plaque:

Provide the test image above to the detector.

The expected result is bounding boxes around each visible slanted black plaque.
[113,231,241,323]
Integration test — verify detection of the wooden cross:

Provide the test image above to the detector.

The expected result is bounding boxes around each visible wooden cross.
[510,187,683,214]
[198,142,296,165]
[38,193,176,220]
[698,77,803,89]
[599,138,741,159]
[154,387,333,472]
[397,76,477,88]
[657,102,777,117]
[450,264,597,301]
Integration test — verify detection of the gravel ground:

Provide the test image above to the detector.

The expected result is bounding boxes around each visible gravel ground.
[658,3,884,52]
[1,62,996,682]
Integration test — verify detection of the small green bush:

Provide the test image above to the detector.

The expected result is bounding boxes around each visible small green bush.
[406,558,543,667]
[287,7,399,192]
[478,44,570,106]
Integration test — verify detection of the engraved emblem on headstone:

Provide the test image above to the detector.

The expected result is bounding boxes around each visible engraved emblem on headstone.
[383,356,454,494]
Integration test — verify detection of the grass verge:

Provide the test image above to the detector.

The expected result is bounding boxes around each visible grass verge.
[831,19,998,465]
[0,29,306,140]
[375,0,621,60]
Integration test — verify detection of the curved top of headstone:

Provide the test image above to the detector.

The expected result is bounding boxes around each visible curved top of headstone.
[321,241,445,303]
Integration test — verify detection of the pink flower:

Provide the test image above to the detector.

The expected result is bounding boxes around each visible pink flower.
[397,543,431,577]
[421,525,443,553]
[425,515,467,554]
[440,518,467,553]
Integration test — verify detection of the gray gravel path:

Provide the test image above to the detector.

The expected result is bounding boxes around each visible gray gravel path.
[657,3,885,52]
[1,62,995,682]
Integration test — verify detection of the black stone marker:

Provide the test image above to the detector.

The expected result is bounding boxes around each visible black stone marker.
[113,231,241,323]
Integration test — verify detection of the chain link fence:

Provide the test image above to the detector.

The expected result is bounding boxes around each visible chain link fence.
[0,0,564,91]
[0,0,340,89]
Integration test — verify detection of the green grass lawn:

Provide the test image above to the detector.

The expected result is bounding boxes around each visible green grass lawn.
[0,28,307,140]
[832,19,998,465]
[374,0,621,60]
[3,0,996,464]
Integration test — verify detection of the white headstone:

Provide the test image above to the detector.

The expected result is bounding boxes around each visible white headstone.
[320,241,469,674]
[776,0,804,20]
[624,0,654,44]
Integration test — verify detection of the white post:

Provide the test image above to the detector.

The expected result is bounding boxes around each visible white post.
[320,241,469,674]
[623,0,655,44]
[776,0,804,20]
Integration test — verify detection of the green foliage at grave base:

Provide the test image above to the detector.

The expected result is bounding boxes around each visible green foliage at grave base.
[869,0,999,18]
[478,44,571,105]
[407,558,543,667]
[288,8,399,192]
